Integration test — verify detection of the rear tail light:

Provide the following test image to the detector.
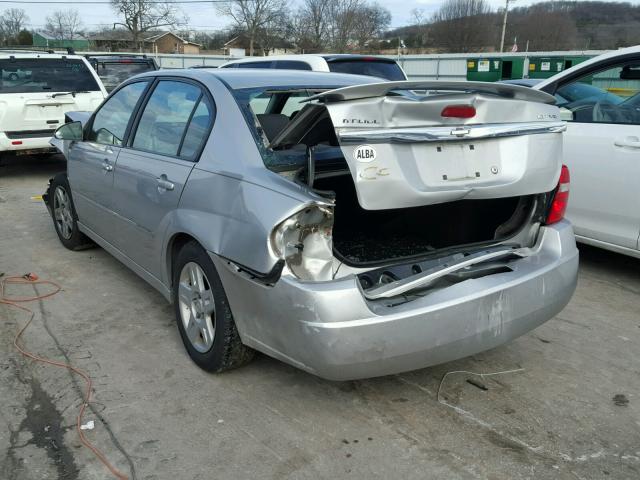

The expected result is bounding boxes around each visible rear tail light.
[11,140,23,145]
[441,105,476,119]
[546,165,570,224]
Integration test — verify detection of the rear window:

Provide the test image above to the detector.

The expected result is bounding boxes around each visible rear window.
[327,60,405,81]
[93,61,156,91]
[275,60,312,71]
[0,58,100,93]
[234,61,273,69]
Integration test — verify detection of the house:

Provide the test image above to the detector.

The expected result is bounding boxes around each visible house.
[223,34,295,57]
[88,31,201,54]
[32,31,89,51]
[144,32,201,54]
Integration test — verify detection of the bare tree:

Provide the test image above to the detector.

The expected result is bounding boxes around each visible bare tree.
[326,0,365,52]
[0,8,29,44]
[293,0,332,52]
[352,2,390,50]
[216,0,288,56]
[111,0,186,48]
[430,0,494,52]
[45,9,83,41]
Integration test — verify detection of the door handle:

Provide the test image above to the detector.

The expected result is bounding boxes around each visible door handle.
[102,161,113,172]
[157,175,175,191]
[614,136,640,149]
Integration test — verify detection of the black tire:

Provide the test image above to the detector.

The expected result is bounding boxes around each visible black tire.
[49,173,93,250]
[173,240,254,372]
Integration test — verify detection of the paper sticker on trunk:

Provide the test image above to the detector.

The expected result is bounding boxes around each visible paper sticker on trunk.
[478,60,490,72]
[354,145,377,162]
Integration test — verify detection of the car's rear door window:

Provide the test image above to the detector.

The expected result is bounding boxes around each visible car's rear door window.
[0,58,100,93]
[327,59,405,80]
[89,80,149,146]
[132,80,202,157]
[179,96,214,159]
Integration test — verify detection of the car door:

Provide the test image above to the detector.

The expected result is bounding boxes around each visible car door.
[110,79,214,277]
[553,60,640,251]
[68,80,150,239]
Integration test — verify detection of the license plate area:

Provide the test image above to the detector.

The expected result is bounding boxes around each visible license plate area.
[419,141,502,185]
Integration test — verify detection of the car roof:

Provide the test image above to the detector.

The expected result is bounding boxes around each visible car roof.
[87,55,154,61]
[155,68,380,90]
[0,52,88,61]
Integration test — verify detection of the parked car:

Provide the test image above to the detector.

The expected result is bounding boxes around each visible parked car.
[533,46,640,258]
[219,54,407,80]
[0,52,106,155]
[86,54,158,92]
[44,69,578,380]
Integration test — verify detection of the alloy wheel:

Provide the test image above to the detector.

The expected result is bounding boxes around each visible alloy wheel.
[178,262,216,353]
[53,186,74,240]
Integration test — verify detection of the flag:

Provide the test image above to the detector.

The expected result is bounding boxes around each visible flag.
[511,37,518,52]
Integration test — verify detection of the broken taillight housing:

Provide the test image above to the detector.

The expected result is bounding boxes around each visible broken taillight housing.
[441,105,476,118]
[270,205,334,281]
[546,165,570,225]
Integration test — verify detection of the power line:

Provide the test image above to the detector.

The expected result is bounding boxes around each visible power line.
[0,0,239,3]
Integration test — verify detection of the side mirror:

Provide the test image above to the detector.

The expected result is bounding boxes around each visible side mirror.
[54,121,83,141]
[559,107,574,122]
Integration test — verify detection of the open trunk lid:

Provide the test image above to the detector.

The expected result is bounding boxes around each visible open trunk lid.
[270,81,565,210]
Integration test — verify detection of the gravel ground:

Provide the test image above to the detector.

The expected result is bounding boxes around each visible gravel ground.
[1,154,639,480]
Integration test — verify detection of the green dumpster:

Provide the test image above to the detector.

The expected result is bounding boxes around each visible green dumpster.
[467,57,526,81]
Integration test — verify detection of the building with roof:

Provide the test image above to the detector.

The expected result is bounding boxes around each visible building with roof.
[88,31,201,54]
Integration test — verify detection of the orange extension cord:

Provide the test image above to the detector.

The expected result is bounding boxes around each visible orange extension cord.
[0,273,129,480]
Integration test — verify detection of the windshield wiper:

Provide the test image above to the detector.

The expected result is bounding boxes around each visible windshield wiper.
[51,90,90,98]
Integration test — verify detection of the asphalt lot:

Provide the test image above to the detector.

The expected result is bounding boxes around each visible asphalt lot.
[1,153,639,480]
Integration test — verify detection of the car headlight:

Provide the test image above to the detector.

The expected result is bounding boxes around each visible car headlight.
[270,205,334,281]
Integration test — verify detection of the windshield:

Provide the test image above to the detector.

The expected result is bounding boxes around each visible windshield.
[94,61,155,92]
[0,58,100,93]
[327,60,405,81]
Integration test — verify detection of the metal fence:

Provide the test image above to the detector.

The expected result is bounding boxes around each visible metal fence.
[151,50,608,81]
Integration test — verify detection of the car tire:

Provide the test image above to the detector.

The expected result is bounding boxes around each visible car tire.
[49,173,93,250]
[173,240,254,372]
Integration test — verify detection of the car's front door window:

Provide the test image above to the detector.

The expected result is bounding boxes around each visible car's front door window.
[88,81,148,146]
[557,63,640,124]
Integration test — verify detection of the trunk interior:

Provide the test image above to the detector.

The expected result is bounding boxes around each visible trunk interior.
[312,173,537,266]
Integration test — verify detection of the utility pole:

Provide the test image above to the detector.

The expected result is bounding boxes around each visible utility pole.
[499,0,515,53]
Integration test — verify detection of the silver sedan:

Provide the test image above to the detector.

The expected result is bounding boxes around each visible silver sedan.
[45,69,578,380]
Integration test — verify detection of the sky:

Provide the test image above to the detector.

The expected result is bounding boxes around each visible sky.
[10,0,640,34]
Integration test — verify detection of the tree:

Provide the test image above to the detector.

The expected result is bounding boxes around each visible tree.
[216,0,288,56]
[45,9,83,41]
[326,0,364,52]
[352,3,390,50]
[16,29,33,46]
[0,8,29,45]
[111,0,186,48]
[291,0,332,52]
[430,0,494,52]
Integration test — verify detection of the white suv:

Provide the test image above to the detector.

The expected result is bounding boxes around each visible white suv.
[220,54,407,81]
[0,52,106,155]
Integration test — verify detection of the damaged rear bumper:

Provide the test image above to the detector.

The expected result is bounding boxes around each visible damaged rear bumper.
[212,220,578,381]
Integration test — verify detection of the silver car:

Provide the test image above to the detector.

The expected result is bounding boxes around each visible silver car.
[45,70,578,380]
